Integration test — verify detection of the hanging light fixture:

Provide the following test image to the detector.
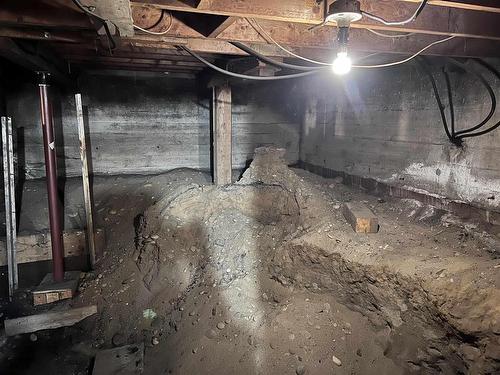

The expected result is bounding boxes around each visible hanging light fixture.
[325,0,362,75]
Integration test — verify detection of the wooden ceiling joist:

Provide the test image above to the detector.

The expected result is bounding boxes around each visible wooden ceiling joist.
[132,0,500,40]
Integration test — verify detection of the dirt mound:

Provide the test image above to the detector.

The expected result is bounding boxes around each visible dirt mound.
[75,147,499,374]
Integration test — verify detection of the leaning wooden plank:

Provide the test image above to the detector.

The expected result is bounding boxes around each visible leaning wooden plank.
[75,93,97,267]
[342,202,379,233]
[4,305,97,336]
[0,228,105,266]
[93,343,144,375]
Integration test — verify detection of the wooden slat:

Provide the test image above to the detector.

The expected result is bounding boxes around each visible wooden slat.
[4,305,97,336]
[398,0,500,13]
[0,229,105,266]
[207,16,238,38]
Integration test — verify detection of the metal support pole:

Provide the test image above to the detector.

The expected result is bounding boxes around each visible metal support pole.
[37,72,64,282]
[2,116,17,298]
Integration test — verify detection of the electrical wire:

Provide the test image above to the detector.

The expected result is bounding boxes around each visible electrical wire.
[450,59,500,140]
[417,57,455,143]
[248,18,333,66]
[249,18,455,70]
[352,36,456,69]
[447,58,496,137]
[229,42,323,72]
[71,0,116,50]
[366,28,415,38]
[133,11,173,35]
[362,0,429,26]
[179,46,322,80]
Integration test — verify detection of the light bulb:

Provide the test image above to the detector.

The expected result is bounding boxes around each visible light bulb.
[332,51,352,75]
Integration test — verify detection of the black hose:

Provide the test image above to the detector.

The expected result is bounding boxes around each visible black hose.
[230,42,322,72]
[179,46,321,81]
[446,58,496,137]
[71,0,116,50]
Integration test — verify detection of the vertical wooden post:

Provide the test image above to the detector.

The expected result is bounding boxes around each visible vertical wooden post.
[75,94,97,267]
[212,83,232,185]
[2,116,17,298]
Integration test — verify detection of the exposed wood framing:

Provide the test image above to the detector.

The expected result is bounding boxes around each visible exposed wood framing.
[207,16,237,38]
[132,0,500,39]
[81,0,135,37]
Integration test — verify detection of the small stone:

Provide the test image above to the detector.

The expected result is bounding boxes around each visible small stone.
[112,333,126,347]
[29,333,37,342]
[332,354,342,366]
[150,235,159,240]
[205,329,218,339]
[192,348,198,354]
[152,337,159,345]
[217,322,225,330]
[296,364,306,375]
[109,209,117,215]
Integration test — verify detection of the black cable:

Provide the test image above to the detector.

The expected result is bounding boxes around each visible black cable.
[230,42,323,72]
[417,57,456,144]
[446,58,496,137]
[362,0,429,26]
[454,59,500,140]
[179,46,321,81]
[443,67,455,137]
[144,10,166,30]
[71,0,116,50]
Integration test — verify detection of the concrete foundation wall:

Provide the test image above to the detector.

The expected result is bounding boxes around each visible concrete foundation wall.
[7,73,300,178]
[299,61,500,209]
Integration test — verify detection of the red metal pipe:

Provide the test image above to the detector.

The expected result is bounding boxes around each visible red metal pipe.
[37,73,64,282]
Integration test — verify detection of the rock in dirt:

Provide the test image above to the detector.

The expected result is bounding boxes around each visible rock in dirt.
[112,333,126,347]
[217,322,226,330]
[332,354,342,366]
[296,364,306,375]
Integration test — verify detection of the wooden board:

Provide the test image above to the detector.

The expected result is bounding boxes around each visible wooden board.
[4,305,97,336]
[75,93,97,267]
[212,83,232,186]
[32,271,81,305]
[93,343,144,375]
[0,228,105,266]
[342,202,379,234]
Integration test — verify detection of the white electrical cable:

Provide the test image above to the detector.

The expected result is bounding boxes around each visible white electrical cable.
[362,0,428,26]
[352,35,456,68]
[248,18,333,66]
[249,18,456,70]
[133,11,173,35]
[366,28,415,38]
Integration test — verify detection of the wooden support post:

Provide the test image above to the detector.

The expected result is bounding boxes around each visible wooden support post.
[212,83,232,185]
[2,116,17,298]
[75,94,97,267]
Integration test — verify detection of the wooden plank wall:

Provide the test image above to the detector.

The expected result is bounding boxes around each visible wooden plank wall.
[299,62,500,210]
[7,74,300,178]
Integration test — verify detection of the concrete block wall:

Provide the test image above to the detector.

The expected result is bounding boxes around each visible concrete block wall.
[299,61,500,209]
[7,73,300,179]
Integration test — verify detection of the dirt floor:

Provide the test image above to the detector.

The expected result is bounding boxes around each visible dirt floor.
[1,147,499,374]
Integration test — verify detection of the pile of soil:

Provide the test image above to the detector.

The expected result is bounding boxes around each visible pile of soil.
[6,147,495,374]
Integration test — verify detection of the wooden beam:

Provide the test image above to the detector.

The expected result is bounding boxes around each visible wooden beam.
[0,229,105,266]
[212,83,232,186]
[123,24,500,58]
[398,0,500,13]
[207,16,237,38]
[132,0,500,40]
[0,38,72,86]
[4,305,97,336]
[0,1,92,29]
